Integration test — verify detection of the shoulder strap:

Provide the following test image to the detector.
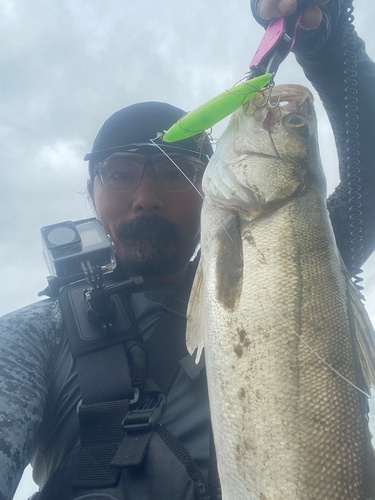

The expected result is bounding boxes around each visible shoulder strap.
[59,279,145,488]
[111,259,200,472]
[58,260,202,490]
[143,257,199,394]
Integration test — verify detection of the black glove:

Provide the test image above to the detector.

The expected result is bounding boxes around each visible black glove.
[250,0,345,56]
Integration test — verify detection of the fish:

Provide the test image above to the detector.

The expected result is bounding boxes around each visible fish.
[186,84,375,500]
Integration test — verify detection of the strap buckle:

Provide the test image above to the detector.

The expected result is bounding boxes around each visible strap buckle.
[122,393,167,430]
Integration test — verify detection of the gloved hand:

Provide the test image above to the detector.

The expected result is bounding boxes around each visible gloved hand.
[250,0,345,56]
[254,0,329,29]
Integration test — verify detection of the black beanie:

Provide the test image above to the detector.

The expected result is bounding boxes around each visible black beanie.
[85,101,213,179]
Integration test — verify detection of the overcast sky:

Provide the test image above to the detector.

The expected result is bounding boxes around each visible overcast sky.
[1,0,374,497]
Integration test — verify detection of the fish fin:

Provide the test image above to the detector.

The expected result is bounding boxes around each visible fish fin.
[344,266,375,493]
[345,266,375,391]
[186,258,205,364]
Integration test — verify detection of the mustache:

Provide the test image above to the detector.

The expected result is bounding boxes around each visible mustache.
[115,215,181,244]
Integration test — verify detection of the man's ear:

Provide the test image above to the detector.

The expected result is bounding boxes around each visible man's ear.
[87,179,96,210]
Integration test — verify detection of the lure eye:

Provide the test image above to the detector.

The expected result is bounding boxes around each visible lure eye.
[283,114,309,136]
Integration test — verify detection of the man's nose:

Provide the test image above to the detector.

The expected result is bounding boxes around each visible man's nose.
[131,173,165,214]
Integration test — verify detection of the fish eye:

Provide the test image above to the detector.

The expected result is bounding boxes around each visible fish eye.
[283,114,309,136]
[288,116,304,125]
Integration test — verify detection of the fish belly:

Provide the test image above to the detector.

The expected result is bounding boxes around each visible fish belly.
[201,193,369,500]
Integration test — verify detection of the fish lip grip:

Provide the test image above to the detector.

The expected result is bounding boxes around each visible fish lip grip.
[249,0,315,78]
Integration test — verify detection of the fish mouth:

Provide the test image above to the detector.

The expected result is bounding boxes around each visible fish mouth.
[263,84,314,109]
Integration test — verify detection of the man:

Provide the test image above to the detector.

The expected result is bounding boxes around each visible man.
[85,101,211,284]
[1,0,374,498]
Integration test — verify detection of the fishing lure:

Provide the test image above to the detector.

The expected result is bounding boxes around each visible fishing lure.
[163,74,272,143]
[163,0,314,143]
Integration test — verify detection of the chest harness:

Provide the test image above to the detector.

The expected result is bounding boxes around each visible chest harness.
[37,260,221,500]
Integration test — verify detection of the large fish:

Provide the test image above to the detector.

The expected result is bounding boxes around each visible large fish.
[187,84,375,499]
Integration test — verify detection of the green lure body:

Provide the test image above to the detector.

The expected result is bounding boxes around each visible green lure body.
[163,73,272,143]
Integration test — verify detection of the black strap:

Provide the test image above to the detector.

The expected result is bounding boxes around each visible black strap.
[58,278,142,487]
[64,259,203,489]
[73,399,130,488]
[72,341,139,486]
[111,261,199,473]
[143,258,199,394]
[155,425,210,500]
[77,344,133,404]
[208,429,222,500]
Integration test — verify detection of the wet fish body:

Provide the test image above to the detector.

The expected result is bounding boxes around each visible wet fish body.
[187,85,375,499]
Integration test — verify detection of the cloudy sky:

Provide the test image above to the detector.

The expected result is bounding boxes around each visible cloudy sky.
[1,0,374,497]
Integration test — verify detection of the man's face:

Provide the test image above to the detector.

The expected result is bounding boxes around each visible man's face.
[88,152,204,280]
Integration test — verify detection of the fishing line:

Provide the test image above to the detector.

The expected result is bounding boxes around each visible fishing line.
[235,100,370,399]
[149,139,243,256]
[267,130,284,160]
[156,131,369,402]
[262,97,289,164]
[153,105,370,400]
[214,96,370,401]
[149,139,204,198]
[223,81,272,108]
[272,305,373,399]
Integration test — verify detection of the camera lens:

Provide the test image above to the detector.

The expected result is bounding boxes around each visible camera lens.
[47,226,77,246]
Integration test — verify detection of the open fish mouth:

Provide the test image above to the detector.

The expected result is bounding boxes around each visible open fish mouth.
[252,84,314,110]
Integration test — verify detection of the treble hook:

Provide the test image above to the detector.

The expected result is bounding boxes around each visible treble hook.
[252,89,269,109]
[251,81,279,112]
[267,88,281,109]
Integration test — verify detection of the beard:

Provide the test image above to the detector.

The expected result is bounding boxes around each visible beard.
[114,215,182,277]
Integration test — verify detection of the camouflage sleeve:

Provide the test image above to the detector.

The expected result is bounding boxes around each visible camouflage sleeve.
[0,299,62,500]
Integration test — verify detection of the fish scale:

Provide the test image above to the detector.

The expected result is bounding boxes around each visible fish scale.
[187,84,375,499]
